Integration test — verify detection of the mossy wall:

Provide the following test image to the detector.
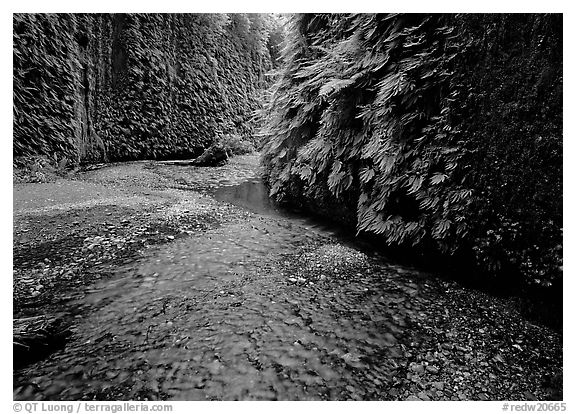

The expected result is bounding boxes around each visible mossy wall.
[14,13,273,163]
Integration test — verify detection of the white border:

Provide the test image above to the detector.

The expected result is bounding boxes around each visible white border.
[3,3,573,413]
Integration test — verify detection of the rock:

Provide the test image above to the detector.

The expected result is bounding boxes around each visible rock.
[432,381,445,390]
[342,353,362,364]
[417,391,430,401]
[523,391,537,400]
[192,144,229,167]
[410,363,425,374]
[493,354,505,363]
[405,395,421,401]
[427,365,440,374]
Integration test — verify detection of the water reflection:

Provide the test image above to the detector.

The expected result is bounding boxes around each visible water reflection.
[213,179,378,255]
[214,180,280,216]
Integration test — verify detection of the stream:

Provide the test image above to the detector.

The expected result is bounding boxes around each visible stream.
[12,156,563,401]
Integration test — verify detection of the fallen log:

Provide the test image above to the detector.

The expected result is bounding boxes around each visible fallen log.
[13,315,72,368]
[159,143,230,167]
[190,143,229,167]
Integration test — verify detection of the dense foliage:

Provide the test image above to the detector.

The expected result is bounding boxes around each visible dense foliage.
[14,13,277,163]
[261,14,562,296]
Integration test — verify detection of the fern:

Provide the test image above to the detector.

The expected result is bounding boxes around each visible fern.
[260,13,562,291]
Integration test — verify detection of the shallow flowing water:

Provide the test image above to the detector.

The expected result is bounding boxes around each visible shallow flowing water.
[13,157,563,401]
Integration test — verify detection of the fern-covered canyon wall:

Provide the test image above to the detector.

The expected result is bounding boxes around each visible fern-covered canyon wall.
[261,14,562,304]
[14,13,275,163]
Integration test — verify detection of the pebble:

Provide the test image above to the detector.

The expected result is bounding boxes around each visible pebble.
[432,381,445,390]
[427,365,440,374]
[410,364,425,374]
[417,391,430,401]
[12,156,564,402]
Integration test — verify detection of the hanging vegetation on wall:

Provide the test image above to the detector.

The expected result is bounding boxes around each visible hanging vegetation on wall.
[260,13,562,296]
[14,13,277,164]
